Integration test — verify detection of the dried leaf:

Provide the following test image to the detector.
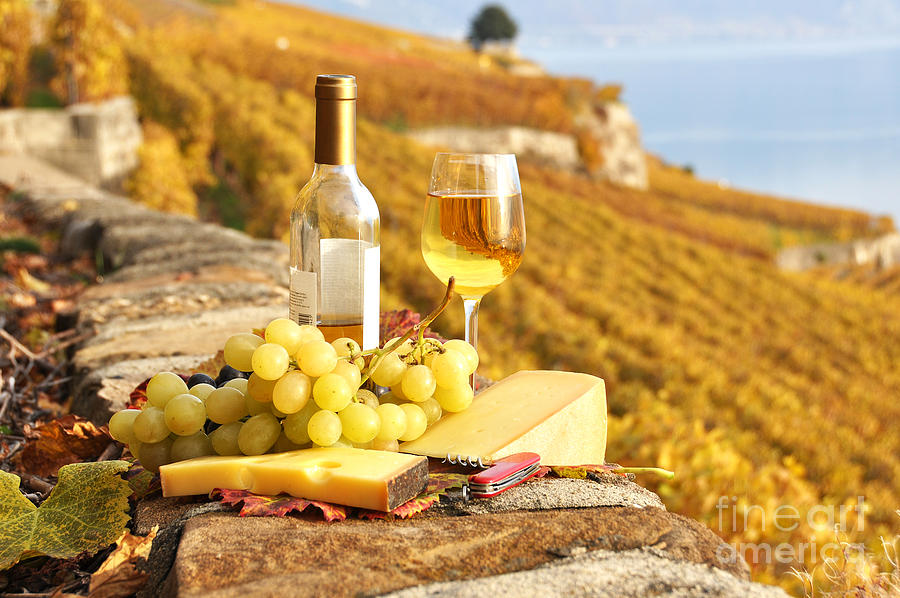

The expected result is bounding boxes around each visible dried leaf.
[127,380,149,409]
[192,350,227,378]
[19,415,113,478]
[425,472,468,495]
[15,267,51,294]
[550,464,620,479]
[212,488,347,521]
[124,462,159,500]
[0,461,132,570]
[87,527,157,598]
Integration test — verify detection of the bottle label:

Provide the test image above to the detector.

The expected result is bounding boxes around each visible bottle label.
[363,245,380,350]
[290,268,318,326]
[311,239,380,350]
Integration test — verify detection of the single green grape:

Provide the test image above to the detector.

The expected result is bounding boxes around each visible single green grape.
[330,360,361,390]
[170,431,214,462]
[252,343,291,381]
[133,406,170,443]
[282,400,318,445]
[246,393,270,416]
[210,422,242,456]
[247,373,277,402]
[298,340,338,378]
[164,393,207,436]
[223,333,264,372]
[384,337,415,358]
[108,409,140,445]
[375,403,407,441]
[265,318,304,354]
[205,386,248,424]
[418,397,443,425]
[189,383,216,402]
[313,373,352,412]
[442,339,479,374]
[224,377,249,394]
[401,365,436,403]
[338,403,380,443]
[430,350,469,389]
[331,337,364,369]
[296,325,325,346]
[398,404,427,441]
[307,409,342,447]
[434,382,474,412]
[377,391,402,405]
[313,435,353,449]
[355,388,379,410]
[146,372,189,408]
[238,413,281,455]
[371,438,399,452]
[370,352,406,387]
[272,370,312,414]
[138,437,173,474]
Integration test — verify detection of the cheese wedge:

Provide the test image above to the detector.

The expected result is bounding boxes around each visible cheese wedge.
[400,370,607,466]
[159,448,428,511]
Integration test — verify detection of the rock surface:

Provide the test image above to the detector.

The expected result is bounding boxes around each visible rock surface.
[384,547,789,598]
[0,156,785,598]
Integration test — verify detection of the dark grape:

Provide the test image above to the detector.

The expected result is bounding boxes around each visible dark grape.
[215,365,247,387]
[187,373,216,388]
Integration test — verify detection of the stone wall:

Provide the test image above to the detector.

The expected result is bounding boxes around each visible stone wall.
[406,101,649,190]
[0,96,142,188]
[407,126,580,171]
[776,232,900,271]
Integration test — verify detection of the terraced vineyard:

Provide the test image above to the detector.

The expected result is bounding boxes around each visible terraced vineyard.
[103,0,900,590]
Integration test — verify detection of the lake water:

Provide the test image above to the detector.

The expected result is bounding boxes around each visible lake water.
[523,38,900,224]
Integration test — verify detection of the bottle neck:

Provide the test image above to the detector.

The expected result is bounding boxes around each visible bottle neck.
[309,162,359,179]
[314,96,356,165]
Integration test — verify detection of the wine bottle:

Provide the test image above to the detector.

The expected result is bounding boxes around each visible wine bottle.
[290,74,380,349]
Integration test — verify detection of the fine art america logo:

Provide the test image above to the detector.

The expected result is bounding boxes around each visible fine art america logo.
[713,495,869,566]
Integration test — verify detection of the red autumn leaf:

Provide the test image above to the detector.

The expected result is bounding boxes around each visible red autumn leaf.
[211,488,347,521]
[380,309,444,344]
[358,494,440,520]
[534,466,552,478]
[17,414,113,477]
[251,328,265,339]
[127,380,149,409]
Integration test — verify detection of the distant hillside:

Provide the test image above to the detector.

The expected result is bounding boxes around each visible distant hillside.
[104,0,900,590]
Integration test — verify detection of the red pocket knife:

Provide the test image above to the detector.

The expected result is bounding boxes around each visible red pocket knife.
[444,452,542,499]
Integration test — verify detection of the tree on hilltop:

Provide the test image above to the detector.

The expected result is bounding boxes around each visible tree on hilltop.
[468,4,518,51]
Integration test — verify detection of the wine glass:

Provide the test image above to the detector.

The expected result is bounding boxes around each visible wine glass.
[421,153,525,382]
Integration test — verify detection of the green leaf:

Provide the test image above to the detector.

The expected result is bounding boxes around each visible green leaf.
[0,461,132,570]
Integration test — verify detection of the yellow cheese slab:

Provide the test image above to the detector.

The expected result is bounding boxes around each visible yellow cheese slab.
[159,448,428,511]
[400,370,607,466]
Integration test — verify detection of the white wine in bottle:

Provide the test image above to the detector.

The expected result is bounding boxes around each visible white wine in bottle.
[289,74,380,349]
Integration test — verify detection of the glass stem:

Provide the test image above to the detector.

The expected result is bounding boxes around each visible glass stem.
[463,297,481,389]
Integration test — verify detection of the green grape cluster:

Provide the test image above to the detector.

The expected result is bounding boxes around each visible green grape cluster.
[108,318,480,473]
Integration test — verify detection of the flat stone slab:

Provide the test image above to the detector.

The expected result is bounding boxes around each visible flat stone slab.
[72,354,213,423]
[433,475,664,514]
[383,547,789,598]
[73,304,286,370]
[161,504,745,598]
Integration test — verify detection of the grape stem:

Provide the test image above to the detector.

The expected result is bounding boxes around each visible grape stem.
[614,466,675,479]
[359,278,456,387]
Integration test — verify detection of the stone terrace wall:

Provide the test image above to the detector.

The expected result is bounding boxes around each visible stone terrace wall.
[0,96,141,188]
[0,155,788,598]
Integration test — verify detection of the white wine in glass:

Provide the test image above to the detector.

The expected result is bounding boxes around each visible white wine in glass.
[421,153,525,383]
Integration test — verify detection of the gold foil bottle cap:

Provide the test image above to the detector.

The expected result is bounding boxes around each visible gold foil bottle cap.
[315,74,357,100]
